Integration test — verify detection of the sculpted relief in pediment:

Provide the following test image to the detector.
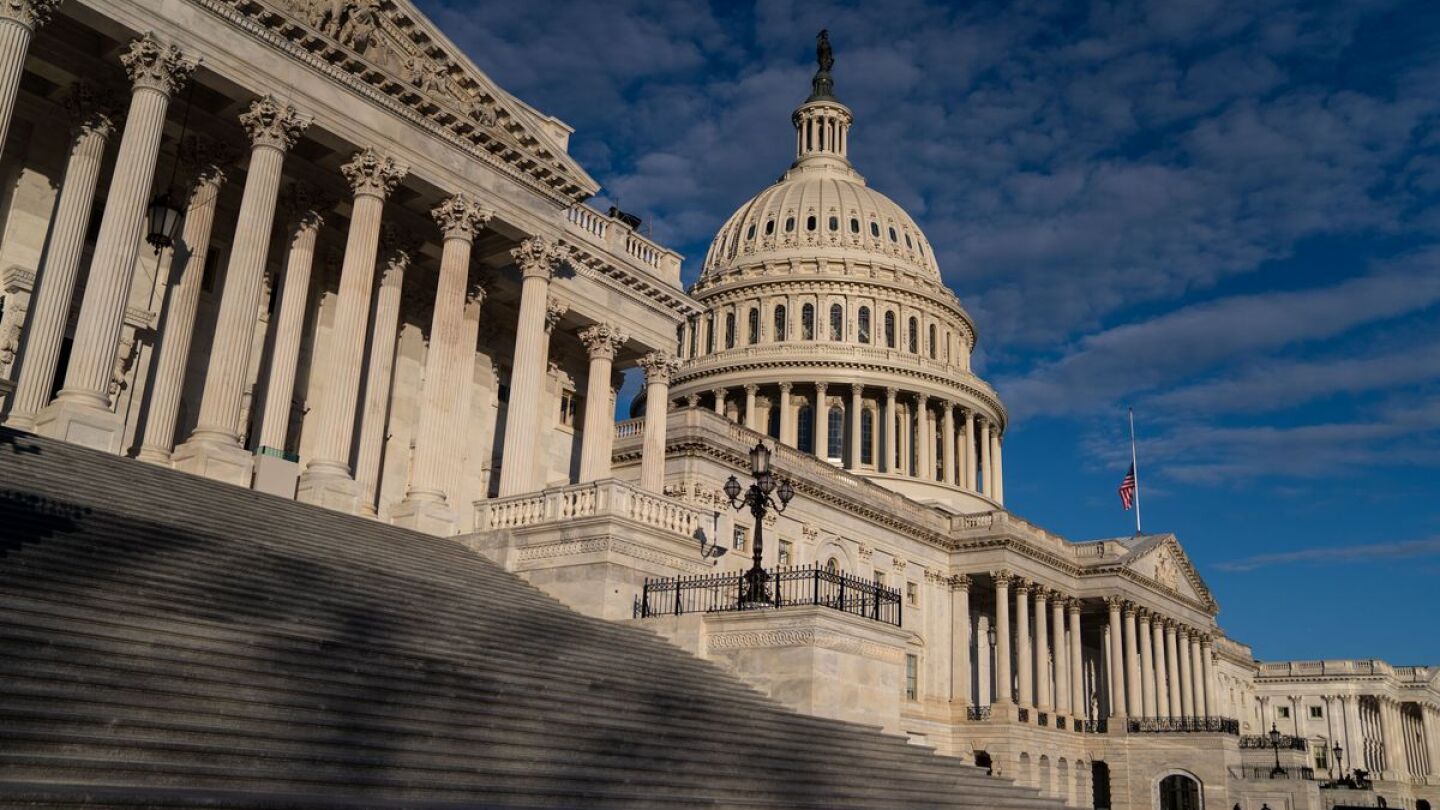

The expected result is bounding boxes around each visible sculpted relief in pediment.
[1153,549,1180,593]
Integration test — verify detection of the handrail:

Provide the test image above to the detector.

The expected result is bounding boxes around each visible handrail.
[636,564,903,627]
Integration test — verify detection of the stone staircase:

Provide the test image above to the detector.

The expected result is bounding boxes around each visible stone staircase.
[0,428,1067,809]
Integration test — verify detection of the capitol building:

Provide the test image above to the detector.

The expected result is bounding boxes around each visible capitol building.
[0,2,1435,809]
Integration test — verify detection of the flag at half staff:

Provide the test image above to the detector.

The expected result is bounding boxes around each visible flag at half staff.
[1118,463,1137,511]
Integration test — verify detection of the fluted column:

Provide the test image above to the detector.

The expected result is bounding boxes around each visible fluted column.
[993,572,1012,707]
[743,383,758,430]
[1340,695,1361,775]
[1106,597,1126,720]
[883,387,898,473]
[135,146,230,463]
[352,242,410,516]
[1034,588,1051,712]
[951,575,971,707]
[962,408,975,490]
[777,382,794,446]
[296,148,407,511]
[941,402,956,485]
[1177,628,1195,717]
[1138,611,1156,717]
[979,418,993,497]
[255,186,326,455]
[1153,618,1171,719]
[992,429,1005,504]
[638,352,677,493]
[36,36,197,451]
[914,394,930,480]
[1189,633,1206,718]
[1067,600,1083,719]
[1380,698,1407,780]
[6,87,116,430]
[577,324,627,482]
[813,382,828,460]
[1051,594,1068,717]
[1201,636,1216,720]
[0,0,60,157]
[712,387,725,416]
[1015,581,1032,713]
[1165,622,1184,716]
[1123,603,1142,717]
[844,383,861,468]
[174,97,309,483]
[496,237,565,496]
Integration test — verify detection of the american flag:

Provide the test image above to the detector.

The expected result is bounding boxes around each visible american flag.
[1118,463,1137,510]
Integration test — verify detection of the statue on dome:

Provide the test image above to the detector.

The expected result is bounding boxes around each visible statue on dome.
[817,30,834,72]
[809,30,836,101]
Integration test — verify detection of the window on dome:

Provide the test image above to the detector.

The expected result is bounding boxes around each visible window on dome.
[797,406,815,453]
[858,307,871,343]
[829,303,843,341]
[806,215,817,231]
[889,226,898,242]
[908,317,918,353]
[861,408,874,465]
[905,233,913,248]
[870,221,880,238]
[828,216,839,231]
[774,304,787,341]
[688,316,698,357]
[746,224,756,240]
[884,311,896,348]
[705,314,715,354]
[747,307,759,345]
[827,407,844,460]
[801,303,815,340]
[928,324,937,358]
[725,312,736,349]
[785,217,795,233]
[917,242,924,257]
[765,219,775,236]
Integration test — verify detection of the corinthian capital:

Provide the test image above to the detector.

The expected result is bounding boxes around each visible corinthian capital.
[281,181,331,231]
[578,323,628,360]
[120,34,198,97]
[431,193,494,241]
[510,236,566,280]
[341,147,408,199]
[239,96,311,151]
[0,0,62,30]
[543,297,568,333]
[638,351,679,386]
[61,82,120,138]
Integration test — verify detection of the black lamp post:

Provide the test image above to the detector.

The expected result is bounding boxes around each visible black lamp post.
[1333,742,1344,782]
[1269,722,1286,777]
[723,442,794,605]
[145,191,184,253]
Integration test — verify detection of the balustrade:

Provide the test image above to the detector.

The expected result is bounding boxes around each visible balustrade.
[473,479,702,537]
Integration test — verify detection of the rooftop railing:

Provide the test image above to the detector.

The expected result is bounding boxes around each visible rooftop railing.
[636,564,903,627]
[1240,734,1308,751]
[473,478,702,538]
[564,203,682,283]
[1128,717,1240,735]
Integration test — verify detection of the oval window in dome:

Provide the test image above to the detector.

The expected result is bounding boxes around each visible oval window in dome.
[917,242,925,257]
[870,221,880,238]
[904,233,912,248]
[765,219,774,236]
[746,224,756,240]
[828,216,839,231]
[806,215,816,232]
[850,217,860,233]
[785,217,795,233]
[889,227,898,242]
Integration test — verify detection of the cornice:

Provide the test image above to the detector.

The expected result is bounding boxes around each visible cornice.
[563,242,702,323]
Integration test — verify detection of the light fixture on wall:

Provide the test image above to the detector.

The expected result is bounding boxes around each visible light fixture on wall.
[1268,722,1286,777]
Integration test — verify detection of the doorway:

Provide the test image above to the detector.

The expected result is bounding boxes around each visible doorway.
[1157,773,1201,810]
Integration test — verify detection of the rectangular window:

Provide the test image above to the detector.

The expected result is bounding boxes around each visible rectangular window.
[558,391,576,427]
[874,571,885,588]
[1277,706,1290,719]
[778,539,792,567]
[733,525,747,551]
[906,581,919,607]
[1310,706,1323,719]
[905,654,918,701]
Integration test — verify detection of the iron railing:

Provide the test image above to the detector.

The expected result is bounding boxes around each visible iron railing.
[1127,717,1240,735]
[636,565,902,627]
[1231,766,1316,781]
[1085,719,1108,734]
[967,706,992,721]
[1240,734,1308,751]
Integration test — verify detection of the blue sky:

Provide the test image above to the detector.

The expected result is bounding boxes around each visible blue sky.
[420,0,1440,664]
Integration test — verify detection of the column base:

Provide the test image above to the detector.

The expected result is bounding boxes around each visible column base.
[32,398,125,454]
[390,497,457,536]
[171,438,256,487]
[296,469,361,514]
[135,446,173,466]
[253,451,301,499]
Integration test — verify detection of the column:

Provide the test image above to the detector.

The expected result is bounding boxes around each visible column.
[1051,594,1068,717]
[1201,636,1217,720]
[979,418,993,497]
[1165,622,1184,717]
[1016,580,1032,714]
[712,387,725,416]
[1067,600,1083,720]
[1034,588,1051,712]
[1177,629,1195,717]
[743,383,758,430]
[496,237,565,496]
[883,387,898,473]
[1106,597,1126,720]
[6,87,116,430]
[813,382,828,460]
[847,384,862,469]
[0,0,60,157]
[255,185,326,456]
[296,148,407,510]
[135,146,230,462]
[977,613,992,708]
[1153,618,1171,719]
[350,241,411,515]
[777,382,793,446]
[1123,603,1142,718]
[951,575,971,707]
[914,394,930,480]
[941,402,956,485]
[1189,633,1206,719]
[1138,611,1156,718]
[1426,706,1440,780]
[1341,695,1361,775]
[576,323,627,482]
[35,35,197,451]
[638,352,677,493]
[993,430,1005,504]
[174,97,309,483]
[1380,698,1406,780]
[993,572,1012,707]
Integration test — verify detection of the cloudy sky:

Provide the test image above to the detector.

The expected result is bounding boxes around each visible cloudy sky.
[419,0,1440,663]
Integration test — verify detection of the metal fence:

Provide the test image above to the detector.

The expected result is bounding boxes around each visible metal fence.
[1127,717,1241,735]
[1240,734,1308,751]
[636,565,903,627]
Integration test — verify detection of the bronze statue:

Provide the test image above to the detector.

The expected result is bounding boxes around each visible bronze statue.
[808,30,836,102]
[817,30,834,73]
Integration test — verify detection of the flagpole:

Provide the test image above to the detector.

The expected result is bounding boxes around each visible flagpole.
[1129,407,1142,535]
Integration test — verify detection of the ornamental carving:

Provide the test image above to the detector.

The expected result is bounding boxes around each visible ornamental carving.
[120,34,198,97]
[543,298,568,333]
[1154,548,1180,593]
[465,283,487,310]
[430,193,494,240]
[0,0,61,29]
[340,148,407,198]
[239,96,311,151]
[638,351,679,386]
[578,323,628,360]
[61,82,120,139]
[179,136,237,192]
[511,237,566,280]
[280,181,331,231]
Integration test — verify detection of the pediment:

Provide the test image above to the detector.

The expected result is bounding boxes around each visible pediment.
[217,0,598,202]
[1124,535,1216,611]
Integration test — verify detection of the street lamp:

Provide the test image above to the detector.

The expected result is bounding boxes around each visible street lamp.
[723,442,794,605]
[1269,722,1286,777]
[1332,742,1344,782]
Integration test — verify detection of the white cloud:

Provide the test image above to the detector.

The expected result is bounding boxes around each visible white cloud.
[1214,537,1440,572]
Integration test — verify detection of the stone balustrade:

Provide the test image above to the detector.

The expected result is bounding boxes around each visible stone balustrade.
[564,202,682,282]
[474,478,702,537]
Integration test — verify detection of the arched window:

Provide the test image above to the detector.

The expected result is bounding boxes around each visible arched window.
[774,304,787,341]
[687,317,698,357]
[884,311,896,348]
[764,219,774,236]
[870,221,880,238]
[828,216,839,231]
[767,404,780,439]
[704,314,714,354]
[745,223,755,240]
[928,323,937,358]
[908,317,919,353]
[857,307,871,343]
[747,307,759,344]
[861,408,874,465]
[888,226,898,242]
[724,311,736,349]
[784,216,795,232]
[825,557,839,575]
[806,215,816,231]
[850,217,860,233]
[801,303,815,340]
[797,406,814,453]
[829,303,843,341]
[905,233,912,248]
[827,406,844,460]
